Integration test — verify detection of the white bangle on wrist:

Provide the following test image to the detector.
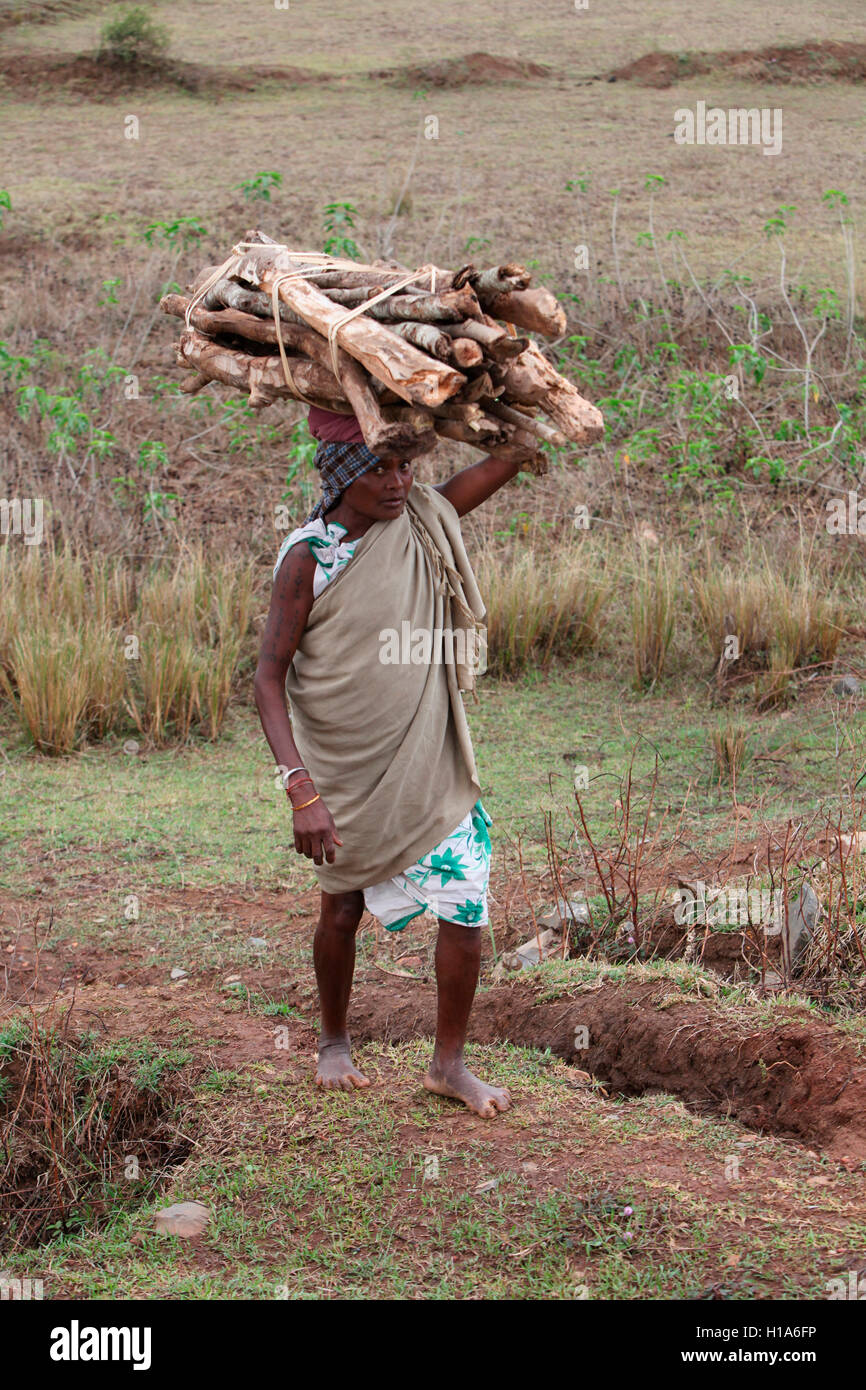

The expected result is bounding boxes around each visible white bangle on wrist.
[281,765,308,789]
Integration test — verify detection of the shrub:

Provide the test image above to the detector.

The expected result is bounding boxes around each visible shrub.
[98,6,169,66]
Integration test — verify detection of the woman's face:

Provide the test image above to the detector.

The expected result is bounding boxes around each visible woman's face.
[345,456,414,520]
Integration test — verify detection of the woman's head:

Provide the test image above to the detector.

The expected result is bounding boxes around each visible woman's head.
[340,455,413,521]
[305,407,416,524]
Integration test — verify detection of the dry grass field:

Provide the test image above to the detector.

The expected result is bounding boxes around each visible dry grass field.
[1,0,865,280]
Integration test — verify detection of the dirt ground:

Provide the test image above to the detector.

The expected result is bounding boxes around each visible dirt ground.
[5,873,866,1159]
[5,39,866,98]
[3,856,866,1299]
[3,16,866,285]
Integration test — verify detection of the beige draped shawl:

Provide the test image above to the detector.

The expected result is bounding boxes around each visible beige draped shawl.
[284,480,487,893]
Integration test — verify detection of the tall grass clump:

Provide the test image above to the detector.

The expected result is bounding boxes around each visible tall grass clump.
[0,546,130,753]
[692,562,770,669]
[630,545,681,690]
[758,564,844,709]
[477,536,610,676]
[692,546,844,707]
[125,547,256,745]
[0,544,256,752]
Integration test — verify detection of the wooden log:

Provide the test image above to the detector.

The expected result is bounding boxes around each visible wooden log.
[382,287,482,323]
[449,338,484,369]
[432,418,507,448]
[320,286,481,323]
[476,286,567,337]
[379,405,435,429]
[421,413,547,472]
[377,396,503,446]
[385,427,441,460]
[431,402,501,436]
[168,293,436,451]
[179,371,211,395]
[319,285,384,307]
[162,292,282,346]
[222,276,480,325]
[232,246,466,408]
[233,244,457,293]
[377,406,443,457]
[309,262,459,292]
[177,328,345,410]
[387,321,452,360]
[187,264,225,296]
[440,317,527,361]
[501,340,605,443]
[470,264,532,296]
[431,416,547,472]
[482,398,568,448]
[497,421,548,474]
[303,269,420,289]
[241,228,281,247]
[205,278,309,327]
[167,289,343,383]
[337,353,441,454]
[455,370,498,403]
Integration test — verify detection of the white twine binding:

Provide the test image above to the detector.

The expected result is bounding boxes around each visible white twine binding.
[184,243,442,417]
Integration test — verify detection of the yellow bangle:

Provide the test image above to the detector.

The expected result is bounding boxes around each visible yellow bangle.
[291,793,320,811]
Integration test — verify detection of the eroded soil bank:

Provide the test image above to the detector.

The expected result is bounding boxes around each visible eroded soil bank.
[348,975,866,1161]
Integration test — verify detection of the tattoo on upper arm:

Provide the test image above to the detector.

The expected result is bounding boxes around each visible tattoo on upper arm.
[260,547,316,669]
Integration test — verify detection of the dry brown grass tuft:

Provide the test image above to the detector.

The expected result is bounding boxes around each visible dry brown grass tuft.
[709,718,752,785]
[630,545,681,691]
[0,543,257,751]
[477,535,610,676]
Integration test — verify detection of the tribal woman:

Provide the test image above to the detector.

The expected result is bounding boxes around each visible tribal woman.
[255,406,538,1117]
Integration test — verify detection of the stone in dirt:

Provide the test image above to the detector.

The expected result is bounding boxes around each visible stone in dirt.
[833,676,860,697]
[835,832,866,856]
[539,896,590,932]
[247,937,268,950]
[169,967,188,980]
[497,928,560,975]
[783,882,821,975]
[154,1201,211,1238]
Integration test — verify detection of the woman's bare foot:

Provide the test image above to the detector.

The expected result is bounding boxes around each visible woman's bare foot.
[315,1038,370,1091]
[423,1058,511,1118]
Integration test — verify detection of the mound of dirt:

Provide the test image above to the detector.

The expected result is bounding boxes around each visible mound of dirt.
[371,51,554,87]
[609,40,866,88]
[0,51,327,98]
[0,47,552,98]
[348,975,866,1161]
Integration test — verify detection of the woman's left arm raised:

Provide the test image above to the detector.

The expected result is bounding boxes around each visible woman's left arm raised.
[433,442,539,517]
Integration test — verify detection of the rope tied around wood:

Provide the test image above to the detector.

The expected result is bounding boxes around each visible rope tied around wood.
[186,244,440,422]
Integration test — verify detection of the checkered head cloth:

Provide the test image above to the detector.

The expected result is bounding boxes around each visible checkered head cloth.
[305,440,381,524]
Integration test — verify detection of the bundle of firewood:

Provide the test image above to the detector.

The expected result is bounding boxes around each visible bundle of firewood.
[160,230,604,468]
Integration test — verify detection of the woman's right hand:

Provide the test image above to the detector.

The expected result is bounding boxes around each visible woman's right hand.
[291,794,343,865]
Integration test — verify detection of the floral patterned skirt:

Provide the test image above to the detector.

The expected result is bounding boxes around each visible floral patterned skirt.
[362,800,492,932]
